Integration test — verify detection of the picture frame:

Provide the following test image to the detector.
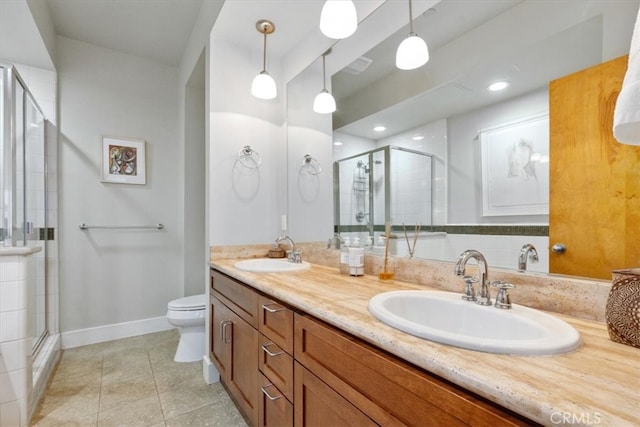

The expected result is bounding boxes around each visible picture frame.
[101,136,146,185]
[480,113,549,216]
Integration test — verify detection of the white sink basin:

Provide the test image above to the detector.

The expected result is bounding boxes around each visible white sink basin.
[234,258,311,273]
[368,290,581,355]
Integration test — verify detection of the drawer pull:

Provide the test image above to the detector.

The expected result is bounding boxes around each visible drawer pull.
[262,302,286,313]
[220,320,232,343]
[261,342,284,357]
[261,383,283,400]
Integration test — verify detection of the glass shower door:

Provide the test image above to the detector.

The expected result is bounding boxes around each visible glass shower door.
[1,65,48,351]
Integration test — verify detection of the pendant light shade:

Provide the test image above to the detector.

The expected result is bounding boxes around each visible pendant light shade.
[396,0,429,70]
[251,71,277,100]
[252,20,277,100]
[313,50,337,114]
[396,34,429,70]
[320,0,357,39]
[313,90,336,114]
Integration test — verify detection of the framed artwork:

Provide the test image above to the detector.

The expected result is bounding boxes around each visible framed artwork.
[101,136,146,185]
[480,113,549,216]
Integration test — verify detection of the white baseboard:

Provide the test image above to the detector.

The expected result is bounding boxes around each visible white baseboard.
[203,355,220,384]
[61,316,173,349]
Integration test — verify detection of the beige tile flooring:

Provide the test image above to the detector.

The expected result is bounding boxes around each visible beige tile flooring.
[31,329,248,427]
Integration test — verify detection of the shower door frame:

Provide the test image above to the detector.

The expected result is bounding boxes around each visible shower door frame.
[333,145,434,234]
[1,65,50,352]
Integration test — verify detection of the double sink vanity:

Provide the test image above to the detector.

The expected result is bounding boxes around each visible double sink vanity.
[209,245,638,426]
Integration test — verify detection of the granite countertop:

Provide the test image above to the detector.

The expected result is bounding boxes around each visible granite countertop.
[210,259,639,426]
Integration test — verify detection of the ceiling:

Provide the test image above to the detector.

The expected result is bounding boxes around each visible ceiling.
[332,0,639,141]
[47,0,208,66]
[45,0,337,67]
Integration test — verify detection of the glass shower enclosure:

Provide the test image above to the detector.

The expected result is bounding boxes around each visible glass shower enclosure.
[333,145,433,241]
[1,65,49,352]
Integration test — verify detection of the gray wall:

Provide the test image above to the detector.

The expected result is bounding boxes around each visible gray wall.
[57,36,183,331]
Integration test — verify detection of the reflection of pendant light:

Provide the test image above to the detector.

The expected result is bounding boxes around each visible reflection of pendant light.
[313,50,336,114]
[251,20,277,100]
[320,0,357,39]
[396,0,429,70]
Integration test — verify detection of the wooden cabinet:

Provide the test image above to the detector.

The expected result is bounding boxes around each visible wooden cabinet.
[294,313,533,427]
[294,362,376,427]
[210,268,535,427]
[210,271,260,426]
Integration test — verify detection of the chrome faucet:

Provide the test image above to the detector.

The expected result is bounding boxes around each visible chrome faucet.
[326,233,345,249]
[275,235,301,263]
[518,243,539,271]
[454,249,492,306]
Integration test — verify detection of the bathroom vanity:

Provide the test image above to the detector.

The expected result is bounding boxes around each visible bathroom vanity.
[209,259,638,426]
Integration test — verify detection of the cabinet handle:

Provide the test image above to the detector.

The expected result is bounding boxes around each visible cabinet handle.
[261,383,283,401]
[261,342,284,357]
[220,320,232,343]
[262,302,286,313]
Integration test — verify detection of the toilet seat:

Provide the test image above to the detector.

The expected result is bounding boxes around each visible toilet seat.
[168,294,206,311]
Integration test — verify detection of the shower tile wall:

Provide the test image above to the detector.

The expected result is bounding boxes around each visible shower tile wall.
[378,119,447,225]
[390,233,549,274]
[0,253,36,427]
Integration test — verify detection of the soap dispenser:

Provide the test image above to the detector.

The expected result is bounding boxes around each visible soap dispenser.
[349,237,364,276]
[340,237,351,275]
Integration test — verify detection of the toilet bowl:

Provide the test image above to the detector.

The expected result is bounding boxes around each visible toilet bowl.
[166,294,206,362]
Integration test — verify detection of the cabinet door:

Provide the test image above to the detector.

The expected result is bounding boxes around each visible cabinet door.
[294,362,376,427]
[211,294,260,426]
[210,295,231,378]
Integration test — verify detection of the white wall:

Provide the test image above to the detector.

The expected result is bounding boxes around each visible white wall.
[286,60,333,242]
[57,36,182,334]
[184,68,206,297]
[207,37,286,246]
[448,88,548,224]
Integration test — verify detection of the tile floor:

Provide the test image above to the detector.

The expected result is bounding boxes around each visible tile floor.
[30,329,248,426]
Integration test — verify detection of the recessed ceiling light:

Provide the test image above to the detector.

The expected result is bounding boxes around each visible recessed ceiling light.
[488,81,510,91]
[333,140,343,146]
[374,125,386,132]
[412,134,425,141]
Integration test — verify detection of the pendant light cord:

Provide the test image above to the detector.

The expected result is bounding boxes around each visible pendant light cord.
[408,0,414,34]
[322,54,327,90]
[262,31,267,72]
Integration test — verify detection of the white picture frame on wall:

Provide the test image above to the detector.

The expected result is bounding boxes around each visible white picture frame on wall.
[101,136,146,185]
[480,113,549,216]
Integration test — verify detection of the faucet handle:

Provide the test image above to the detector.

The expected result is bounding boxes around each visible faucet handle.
[288,250,302,264]
[461,276,478,301]
[491,281,515,309]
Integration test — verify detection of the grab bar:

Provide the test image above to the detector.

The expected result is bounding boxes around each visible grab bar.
[79,223,164,230]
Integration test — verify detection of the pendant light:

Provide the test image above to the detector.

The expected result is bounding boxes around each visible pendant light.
[313,49,337,114]
[396,0,429,70]
[251,20,277,100]
[320,0,357,39]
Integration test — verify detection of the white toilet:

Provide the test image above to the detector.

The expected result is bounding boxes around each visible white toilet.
[166,294,206,362]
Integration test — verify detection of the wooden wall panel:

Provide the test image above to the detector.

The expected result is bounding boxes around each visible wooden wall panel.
[549,55,640,279]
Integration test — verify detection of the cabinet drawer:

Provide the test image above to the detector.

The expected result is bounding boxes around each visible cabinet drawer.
[259,295,294,354]
[259,373,293,427]
[211,269,259,327]
[294,362,376,427]
[259,334,293,402]
[294,314,532,427]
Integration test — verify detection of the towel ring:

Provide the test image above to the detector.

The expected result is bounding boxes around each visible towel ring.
[238,145,262,169]
[301,154,321,175]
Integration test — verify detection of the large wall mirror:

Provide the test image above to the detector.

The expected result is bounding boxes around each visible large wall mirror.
[286,0,638,280]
